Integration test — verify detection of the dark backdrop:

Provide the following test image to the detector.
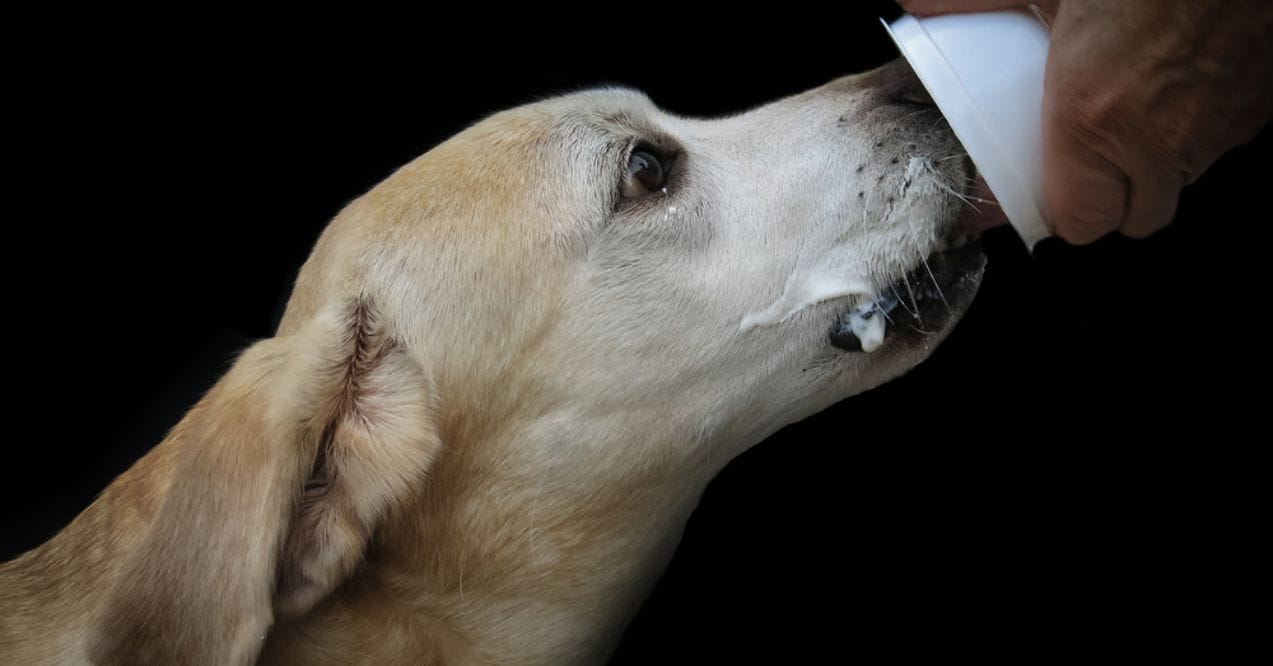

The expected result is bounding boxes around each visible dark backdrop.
[4,4,1265,661]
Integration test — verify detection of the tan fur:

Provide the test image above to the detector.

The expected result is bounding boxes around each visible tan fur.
[1,65,980,665]
[0,104,652,665]
[2,301,439,665]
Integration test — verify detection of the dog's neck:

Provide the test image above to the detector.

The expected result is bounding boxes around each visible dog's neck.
[262,400,724,664]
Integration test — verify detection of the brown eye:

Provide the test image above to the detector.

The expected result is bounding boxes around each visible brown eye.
[622,149,666,198]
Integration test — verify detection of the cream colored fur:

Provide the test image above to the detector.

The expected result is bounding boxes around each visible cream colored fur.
[0,60,977,665]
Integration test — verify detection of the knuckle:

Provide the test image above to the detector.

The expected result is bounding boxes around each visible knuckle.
[1055,207,1121,244]
[1051,78,1129,151]
[1054,77,1199,176]
[1144,122,1196,174]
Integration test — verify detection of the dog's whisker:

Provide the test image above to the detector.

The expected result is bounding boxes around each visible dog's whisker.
[922,256,953,315]
[894,108,934,125]
[902,274,922,326]
[930,177,984,214]
[888,283,917,318]
[930,169,1003,210]
[877,302,896,325]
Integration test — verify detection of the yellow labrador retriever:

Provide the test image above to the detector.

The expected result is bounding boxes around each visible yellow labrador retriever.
[0,60,984,665]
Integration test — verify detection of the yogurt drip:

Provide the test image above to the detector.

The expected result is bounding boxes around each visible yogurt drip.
[739,267,871,332]
[739,262,904,353]
[847,307,886,352]
[839,291,900,353]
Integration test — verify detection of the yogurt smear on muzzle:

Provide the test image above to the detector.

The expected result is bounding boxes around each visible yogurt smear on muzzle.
[739,240,983,353]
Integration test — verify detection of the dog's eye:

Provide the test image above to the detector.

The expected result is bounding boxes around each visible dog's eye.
[621,149,666,198]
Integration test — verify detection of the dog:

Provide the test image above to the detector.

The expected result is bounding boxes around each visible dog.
[0,59,984,665]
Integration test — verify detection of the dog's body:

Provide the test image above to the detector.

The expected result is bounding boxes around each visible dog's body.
[1,61,984,664]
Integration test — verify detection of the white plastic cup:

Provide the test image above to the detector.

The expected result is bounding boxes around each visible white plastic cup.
[882,8,1053,248]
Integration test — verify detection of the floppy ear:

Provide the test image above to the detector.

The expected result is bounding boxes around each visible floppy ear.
[90,300,439,666]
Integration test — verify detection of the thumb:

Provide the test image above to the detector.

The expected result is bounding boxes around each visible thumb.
[898,0,1052,17]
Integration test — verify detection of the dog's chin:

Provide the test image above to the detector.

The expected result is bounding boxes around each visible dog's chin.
[828,237,985,353]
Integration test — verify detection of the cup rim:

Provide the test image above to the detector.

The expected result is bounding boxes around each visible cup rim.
[881,11,1052,248]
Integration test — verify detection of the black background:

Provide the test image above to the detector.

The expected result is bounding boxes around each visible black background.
[3,4,1266,661]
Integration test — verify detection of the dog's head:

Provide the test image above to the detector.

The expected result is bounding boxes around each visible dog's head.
[89,60,984,663]
[287,58,980,452]
[277,58,981,454]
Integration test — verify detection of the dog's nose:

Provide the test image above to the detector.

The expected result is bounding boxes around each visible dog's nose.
[859,57,935,107]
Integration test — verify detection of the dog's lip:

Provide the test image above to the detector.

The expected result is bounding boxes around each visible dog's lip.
[829,162,989,353]
[955,177,1009,234]
[828,240,985,353]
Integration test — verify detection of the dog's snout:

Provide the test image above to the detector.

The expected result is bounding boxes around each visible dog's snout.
[863,58,934,107]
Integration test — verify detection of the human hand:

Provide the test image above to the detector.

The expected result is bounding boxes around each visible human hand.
[899,0,1273,244]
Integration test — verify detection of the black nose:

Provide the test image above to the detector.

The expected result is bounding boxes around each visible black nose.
[863,58,935,107]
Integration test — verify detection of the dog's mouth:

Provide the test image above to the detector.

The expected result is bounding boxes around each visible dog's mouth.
[827,153,993,353]
[829,236,985,353]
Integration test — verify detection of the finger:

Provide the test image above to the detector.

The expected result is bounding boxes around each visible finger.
[1042,108,1129,245]
[898,0,1054,17]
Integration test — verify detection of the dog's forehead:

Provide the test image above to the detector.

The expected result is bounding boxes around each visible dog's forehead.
[519,88,677,156]
[544,87,662,129]
[451,88,679,212]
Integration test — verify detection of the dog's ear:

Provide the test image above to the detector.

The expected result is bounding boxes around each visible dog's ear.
[90,300,439,665]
